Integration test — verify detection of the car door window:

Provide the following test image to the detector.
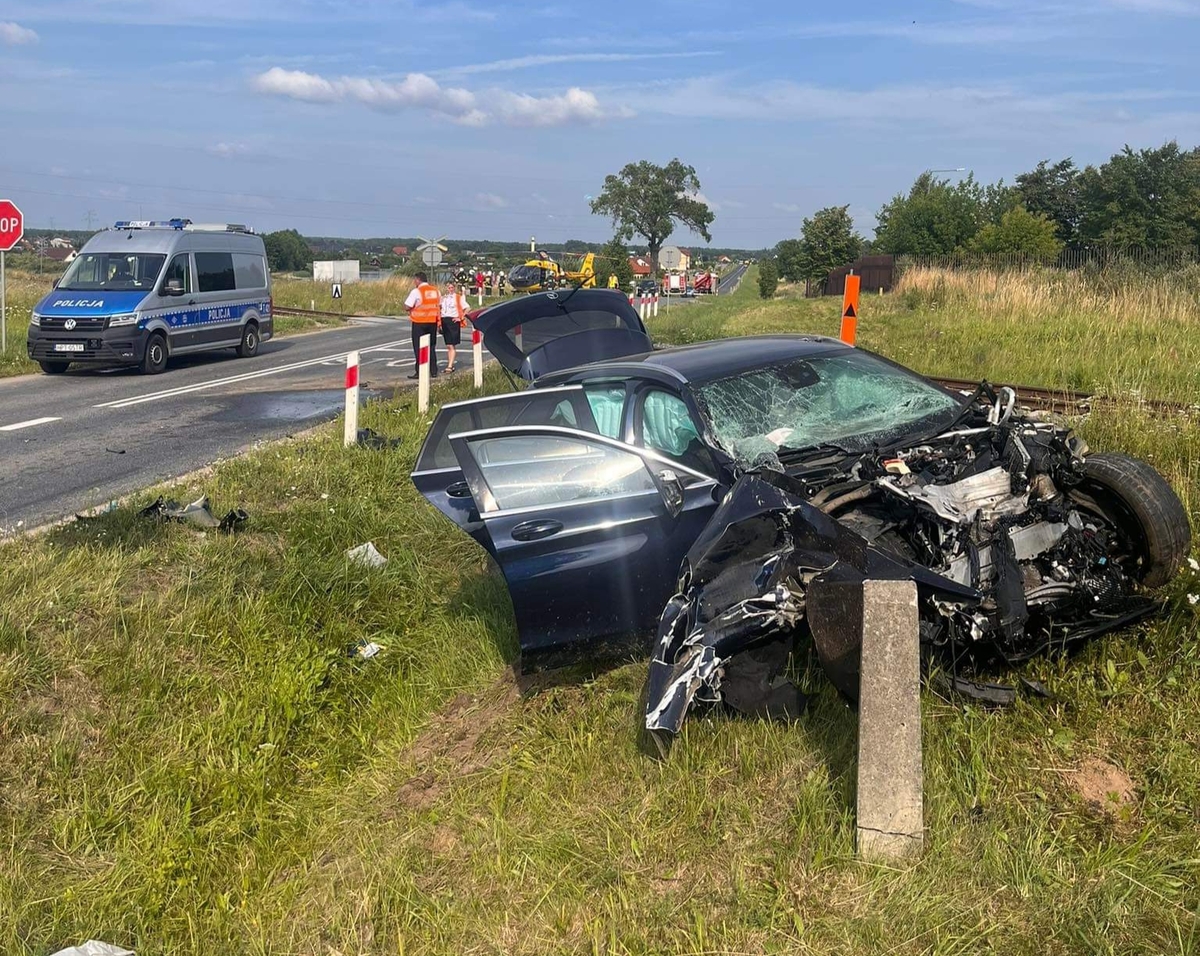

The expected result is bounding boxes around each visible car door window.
[584,385,626,439]
[195,252,236,293]
[640,389,713,475]
[163,254,192,294]
[463,434,655,512]
[414,386,600,473]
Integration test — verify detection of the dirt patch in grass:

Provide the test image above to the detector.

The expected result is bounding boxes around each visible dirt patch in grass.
[1070,757,1137,816]
[389,677,520,813]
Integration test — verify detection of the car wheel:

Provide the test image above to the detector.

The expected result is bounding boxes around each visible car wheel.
[236,321,260,358]
[140,332,168,375]
[39,360,70,375]
[1072,452,1191,588]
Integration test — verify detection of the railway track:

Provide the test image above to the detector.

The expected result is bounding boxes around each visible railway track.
[273,306,367,320]
[929,376,1195,417]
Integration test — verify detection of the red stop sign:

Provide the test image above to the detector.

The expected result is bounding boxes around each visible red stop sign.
[0,200,25,252]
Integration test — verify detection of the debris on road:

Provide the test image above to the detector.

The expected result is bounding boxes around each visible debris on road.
[346,541,388,568]
[139,495,249,533]
[350,639,385,660]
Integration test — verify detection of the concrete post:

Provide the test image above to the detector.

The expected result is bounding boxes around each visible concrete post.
[856,578,924,860]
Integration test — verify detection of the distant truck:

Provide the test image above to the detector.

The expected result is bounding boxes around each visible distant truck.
[692,270,719,294]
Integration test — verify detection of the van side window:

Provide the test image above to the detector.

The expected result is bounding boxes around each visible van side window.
[233,254,267,291]
[195,252,236,293]
[163,254,192,294]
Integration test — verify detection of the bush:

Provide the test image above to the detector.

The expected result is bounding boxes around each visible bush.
[758,259,778,299]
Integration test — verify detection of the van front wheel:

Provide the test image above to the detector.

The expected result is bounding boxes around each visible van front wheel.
[141,332,168,375]
[39,361,70,375]
[236,321,260,358]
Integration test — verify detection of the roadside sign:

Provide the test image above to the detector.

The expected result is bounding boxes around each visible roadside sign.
[840,273,861,346]
[660,248,682,270]
[0,199,23,353]
[332,283,342,299]
[0,200,23,252]
[421,246,443,268]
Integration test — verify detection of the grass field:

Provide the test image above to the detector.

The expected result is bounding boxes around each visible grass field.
[2,268,1199,954]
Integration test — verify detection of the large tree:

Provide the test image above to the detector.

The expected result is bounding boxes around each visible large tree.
[774,238,804,282]
[263,229,312,272]
[590,159,715,273]
[873,172,990,256]
[1077,142,1200,247]
[795,204,863,283]
[1015,158,1082,243]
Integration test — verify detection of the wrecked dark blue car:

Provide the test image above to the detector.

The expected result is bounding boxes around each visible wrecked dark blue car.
[412,289,1189,739]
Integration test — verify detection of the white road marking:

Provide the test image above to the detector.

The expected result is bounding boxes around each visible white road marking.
[94,339,411,410]
[0,416,61,432]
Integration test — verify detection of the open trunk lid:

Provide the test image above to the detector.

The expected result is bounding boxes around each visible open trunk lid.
[471,289,652,381]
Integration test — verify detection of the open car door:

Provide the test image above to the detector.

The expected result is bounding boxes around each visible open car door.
[471,289,652,381]
[411,386,601,550]
[446,425,721,671]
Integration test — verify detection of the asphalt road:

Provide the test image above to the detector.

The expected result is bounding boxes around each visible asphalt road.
[0,318,488,531]
[718,262,749,293]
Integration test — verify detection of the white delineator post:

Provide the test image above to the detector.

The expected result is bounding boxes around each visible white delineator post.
[653,292,659,317]
[473,326,483,389]
[639,295,648,321]
[477,285,483,306]
[343,350,360,447]
[514,324,523,352]
[418,333,431,415]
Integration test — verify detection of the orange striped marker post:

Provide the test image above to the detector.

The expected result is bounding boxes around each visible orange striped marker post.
[840,273,861,346]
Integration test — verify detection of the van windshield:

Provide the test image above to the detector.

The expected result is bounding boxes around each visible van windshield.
[58,252,166,291]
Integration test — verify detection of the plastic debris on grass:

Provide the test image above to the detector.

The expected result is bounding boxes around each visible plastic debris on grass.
[138,495,249,533]
[356,427,403,450]
[50,942,134,956]
[346,541,388,568]
[351,639,385,660]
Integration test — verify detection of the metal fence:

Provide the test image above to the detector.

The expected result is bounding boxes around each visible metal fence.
[897,245,1200,274]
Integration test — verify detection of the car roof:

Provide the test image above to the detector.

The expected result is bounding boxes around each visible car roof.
[537,334,852,388]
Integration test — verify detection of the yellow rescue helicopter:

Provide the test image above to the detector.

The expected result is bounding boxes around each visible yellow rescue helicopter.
[507,251,596,293]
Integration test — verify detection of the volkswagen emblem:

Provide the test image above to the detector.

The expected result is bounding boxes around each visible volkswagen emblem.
[64,318,77,331]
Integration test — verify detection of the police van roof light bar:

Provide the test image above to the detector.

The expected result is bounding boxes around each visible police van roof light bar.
[112,219,254,234]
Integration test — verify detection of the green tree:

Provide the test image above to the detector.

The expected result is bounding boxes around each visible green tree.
[758,258,778,299]
[1016,158,1081,243]
[968,206,1064,259]
[1077,142,1200,247]
[795,205,863,283]
[873,172,988,255]
[774,238,804,282]
[590,159,715,273]
[263,229,312,271]
[593,236,634,290]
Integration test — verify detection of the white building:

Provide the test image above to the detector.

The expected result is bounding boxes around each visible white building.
[312,259,361,283]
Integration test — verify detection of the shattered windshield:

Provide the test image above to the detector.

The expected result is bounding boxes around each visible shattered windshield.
[694,351,960,459]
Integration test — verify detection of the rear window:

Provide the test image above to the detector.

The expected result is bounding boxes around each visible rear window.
[233,254,267,290]
[195,252,236,293]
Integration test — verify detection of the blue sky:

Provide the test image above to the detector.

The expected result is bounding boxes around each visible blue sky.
[1,0,1197,247]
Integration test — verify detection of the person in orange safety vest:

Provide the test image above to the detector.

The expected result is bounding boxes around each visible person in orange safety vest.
[439,280,470,373]
[404,271,441,379]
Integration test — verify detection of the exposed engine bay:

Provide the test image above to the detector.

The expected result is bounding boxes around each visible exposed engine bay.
[645,388,1189,741]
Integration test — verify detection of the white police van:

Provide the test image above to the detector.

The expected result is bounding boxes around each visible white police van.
[28,219,273,375]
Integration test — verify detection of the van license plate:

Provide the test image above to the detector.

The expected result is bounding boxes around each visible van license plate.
[54,343,85,352]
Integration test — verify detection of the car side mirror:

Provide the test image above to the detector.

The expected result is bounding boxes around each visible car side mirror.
[162,278,185,296]
[655,468,685,520]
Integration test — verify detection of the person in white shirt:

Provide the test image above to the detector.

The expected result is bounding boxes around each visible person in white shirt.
[439,280,470,373]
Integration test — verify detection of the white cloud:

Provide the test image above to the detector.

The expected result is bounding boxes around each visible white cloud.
[686,190,720,212]
[476,192,508,209]
[0,21,37,44]
[439,51,717,77]
[206,141,251,158]
[252,67,617,127]
[773,202,803,214]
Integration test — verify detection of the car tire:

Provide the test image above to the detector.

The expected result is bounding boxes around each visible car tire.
[140,332,168,375]
[1074,452,1191,588]
[236,321,260,358]
[39,361,70,374]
